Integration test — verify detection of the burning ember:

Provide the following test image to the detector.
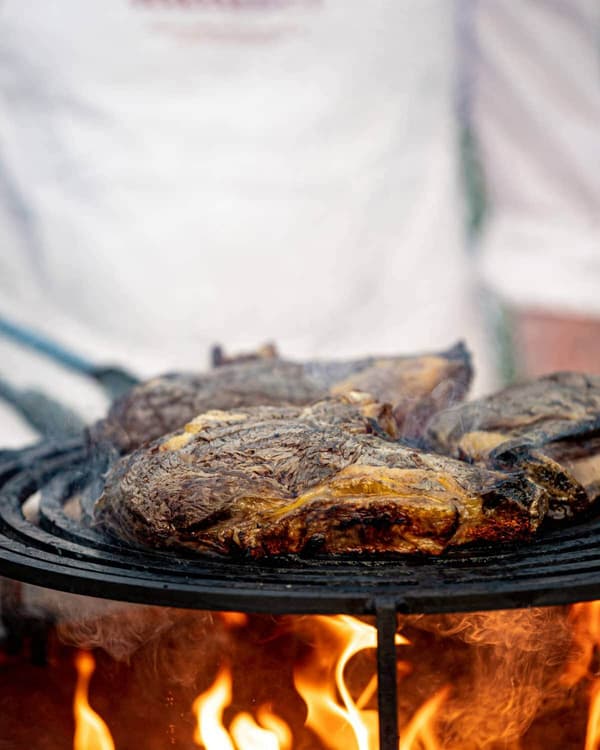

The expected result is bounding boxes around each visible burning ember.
[9,601,600,749]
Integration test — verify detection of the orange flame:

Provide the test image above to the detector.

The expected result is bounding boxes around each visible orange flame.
[192,666,235,750]
[255,705,293,750]
[72,606,600,750]
[192,666,292,750]
[565,602,600,750]
[399,687,449,750]
[294,615,409,750]
[230,712,284,750]
[191,616,408,750]
[586,681,600,750]
[218,612,249,629]
[73,651,115,750]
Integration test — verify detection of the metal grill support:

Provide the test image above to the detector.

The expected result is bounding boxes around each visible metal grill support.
[376,599,399,750]
[6,440,600,750]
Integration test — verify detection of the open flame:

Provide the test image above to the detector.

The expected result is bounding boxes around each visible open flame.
[73,651,115,750]
[192,665,292,750]
[398,687,449,750]
[230,711,291,750]
[190,614,446,750]
[293,615,407,750]
[65,603,600,749]
[564,602,600,750]
[586,681,600,750]
[192,666,235,750]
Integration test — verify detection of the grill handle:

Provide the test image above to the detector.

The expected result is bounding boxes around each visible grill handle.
[0,315,139,399]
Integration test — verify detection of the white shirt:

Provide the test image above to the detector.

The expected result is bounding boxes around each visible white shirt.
[0,0,489,443]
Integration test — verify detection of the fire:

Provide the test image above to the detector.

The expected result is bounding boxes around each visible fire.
[586,681,600,750]
[64,605,600,750]
[563,602,600,750]
[218,612,249,629]
[191,615,416,750]
[398,687,449,750]
[230,712,286,750]
[255,705,293,750]
[68,612,446,750]
[294,615,408,750]
[73,651,115,750]
[192,666,235,750]
[192,665,292,750]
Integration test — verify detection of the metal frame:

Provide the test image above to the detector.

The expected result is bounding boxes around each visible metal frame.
[3,441,600,748]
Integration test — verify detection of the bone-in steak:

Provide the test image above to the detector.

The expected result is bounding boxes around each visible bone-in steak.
[425,372,600,520]
[90,343,472,453]
[95,397,546,557]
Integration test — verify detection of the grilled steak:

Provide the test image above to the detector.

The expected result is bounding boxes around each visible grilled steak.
[95,396,545,557]
[91,343,472,453]
[425,372,600,520]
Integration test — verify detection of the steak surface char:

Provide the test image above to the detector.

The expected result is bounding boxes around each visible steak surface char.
[425,372,600,520]
[90,343,472,454]
[95,398,546,558]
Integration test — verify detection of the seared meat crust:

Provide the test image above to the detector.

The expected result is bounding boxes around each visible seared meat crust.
[90,343,472,454]
[94,398,545,558]
[425,372,600,520]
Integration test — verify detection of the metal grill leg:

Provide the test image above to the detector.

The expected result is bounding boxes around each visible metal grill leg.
[376,599,399,750]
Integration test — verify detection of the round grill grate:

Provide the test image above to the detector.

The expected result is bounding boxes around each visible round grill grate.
[1,439,600,616]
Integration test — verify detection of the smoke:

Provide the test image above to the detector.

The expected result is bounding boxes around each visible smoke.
[402,608,574,749]
[58,602,217,673]
[18,584,229,690]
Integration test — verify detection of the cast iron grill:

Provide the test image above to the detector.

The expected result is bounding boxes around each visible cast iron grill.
[2,439,600,750]
[2,439,600,615]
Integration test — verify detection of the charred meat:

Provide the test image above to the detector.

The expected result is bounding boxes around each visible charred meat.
[91,343,472,453]
[425,372,600,520]
[95,397,545,558]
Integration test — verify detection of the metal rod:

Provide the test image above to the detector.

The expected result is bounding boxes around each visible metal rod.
[0,315,140,399]
[376,598,399,750]
[0,315,96,375]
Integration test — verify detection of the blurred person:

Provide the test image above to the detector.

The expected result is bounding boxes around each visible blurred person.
[464,0,600,377]
[0,1,490,446]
